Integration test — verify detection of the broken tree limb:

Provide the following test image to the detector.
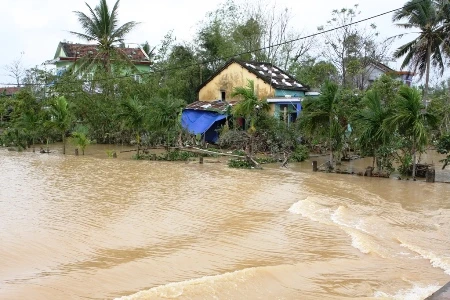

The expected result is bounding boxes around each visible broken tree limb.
[185,147,246,158]
[280,151,291,168]
[185,147,261,169]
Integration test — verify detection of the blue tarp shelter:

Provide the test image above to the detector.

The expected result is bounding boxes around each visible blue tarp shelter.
[181,110,227,143]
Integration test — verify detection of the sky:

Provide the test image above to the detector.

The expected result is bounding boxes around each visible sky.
[0,0,419,85]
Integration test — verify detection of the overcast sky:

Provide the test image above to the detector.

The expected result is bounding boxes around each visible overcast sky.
[0,0,417,85]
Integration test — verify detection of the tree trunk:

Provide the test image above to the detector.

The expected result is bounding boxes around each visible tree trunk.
[62,134,66,155]
[137,133,140,157]
[329,116,333,167]
[412,139,416,179]
[424,42,432,108]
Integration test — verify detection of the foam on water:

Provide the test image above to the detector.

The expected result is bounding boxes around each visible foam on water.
[374,284,440,300]
[400,242,450,275]
[288,198,385,256]
[115,267,260,299]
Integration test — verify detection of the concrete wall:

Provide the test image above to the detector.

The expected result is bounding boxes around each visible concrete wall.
[198,62,274,101]
[274,89,305,97]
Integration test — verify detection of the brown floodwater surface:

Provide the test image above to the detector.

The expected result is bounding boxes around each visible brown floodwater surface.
[1,146,449,300]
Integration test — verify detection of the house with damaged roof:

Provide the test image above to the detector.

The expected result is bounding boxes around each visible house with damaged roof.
[182,59,317,143]
[48,41,151,79]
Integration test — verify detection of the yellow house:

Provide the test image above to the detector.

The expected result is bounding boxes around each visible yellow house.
[182,59,314,142]
[196,59,311,122]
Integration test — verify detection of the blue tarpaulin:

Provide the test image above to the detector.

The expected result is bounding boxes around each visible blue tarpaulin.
[181,110,227,143]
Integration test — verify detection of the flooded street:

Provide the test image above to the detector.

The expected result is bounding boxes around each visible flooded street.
[1,146,449,300]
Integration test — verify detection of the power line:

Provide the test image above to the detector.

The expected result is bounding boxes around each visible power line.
[0,0,427,88]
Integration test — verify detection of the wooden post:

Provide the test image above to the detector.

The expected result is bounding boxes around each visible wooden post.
[426,167,435,183]
[75,148,79,156]
[112,151,117,158]
[152,154,156,161]
[199,155,204,164]
[365,166,373,177]
[312,161,318,172]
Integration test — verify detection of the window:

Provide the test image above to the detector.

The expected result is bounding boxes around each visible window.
[278,104,298,126]
[221,90,226,101]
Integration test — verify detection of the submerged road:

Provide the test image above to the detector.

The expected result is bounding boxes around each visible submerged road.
[426,282,450,299]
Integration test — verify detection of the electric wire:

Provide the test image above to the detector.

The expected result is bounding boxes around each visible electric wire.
[0,0,427,88]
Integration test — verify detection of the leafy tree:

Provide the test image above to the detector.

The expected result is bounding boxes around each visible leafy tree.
[427,80,450,136]
[300,81,344,167]
[318,5,391,88]
[148,96,186,147]
[289,57,338,89]
[392,0,445,105]
[70,0,139,73]
[117,97,147,156]
[46,96,72,155]
[367,74,403,108]
[385,86,436,178]
[436,133,450,169]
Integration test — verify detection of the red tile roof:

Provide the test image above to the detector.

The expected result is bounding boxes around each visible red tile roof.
[0,87,22,96]
[57,42,150,64]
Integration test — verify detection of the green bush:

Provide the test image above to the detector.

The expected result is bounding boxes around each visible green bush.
[228,158,253,169]
[290,145,309,162]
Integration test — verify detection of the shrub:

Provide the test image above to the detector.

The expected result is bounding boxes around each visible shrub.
[290,145,309,162]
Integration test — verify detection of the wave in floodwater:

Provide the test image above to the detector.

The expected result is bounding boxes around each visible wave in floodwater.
[288,196,450,276]
[288,197,391,257]
[399,242,450,275]
[374,284,441,300]
[115,266,267,300]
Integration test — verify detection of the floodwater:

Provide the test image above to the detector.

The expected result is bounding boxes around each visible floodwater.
[1,145,450,300]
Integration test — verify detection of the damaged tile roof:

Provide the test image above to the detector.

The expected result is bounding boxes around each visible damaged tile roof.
[185,100,238,113]
[197,59,309,92]
[55,42,151,64]
[0,87,22,96]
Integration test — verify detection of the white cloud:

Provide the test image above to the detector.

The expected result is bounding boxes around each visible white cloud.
[0,0,415,84]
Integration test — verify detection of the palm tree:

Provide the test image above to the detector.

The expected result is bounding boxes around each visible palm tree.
[231,79,269,133]
[392,0,445,105]
[148,97,186,147]
[17,111,42,152]
[301,81,342,167]
[385,86,436,178]
[47,97,72,155]
[354,90,391,171]
[231,80,269,156]
[70,0,139,73]
[117,97,147,156]
[71,125,91,155]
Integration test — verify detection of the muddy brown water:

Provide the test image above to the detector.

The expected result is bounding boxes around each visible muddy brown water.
[1,145,450,300]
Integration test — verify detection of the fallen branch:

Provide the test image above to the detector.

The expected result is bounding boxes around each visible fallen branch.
[280,151,290,168]
[185,147,247,158]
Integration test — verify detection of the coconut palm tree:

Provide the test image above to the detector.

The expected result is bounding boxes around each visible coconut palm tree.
[70,0,139,73]
[354,90,391,171]
[117,97,147,156]
[392,0,445,105]
[231,79,269,132]
[385,86,436,178]
[47,96,72,155]
[301,81,343,168]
